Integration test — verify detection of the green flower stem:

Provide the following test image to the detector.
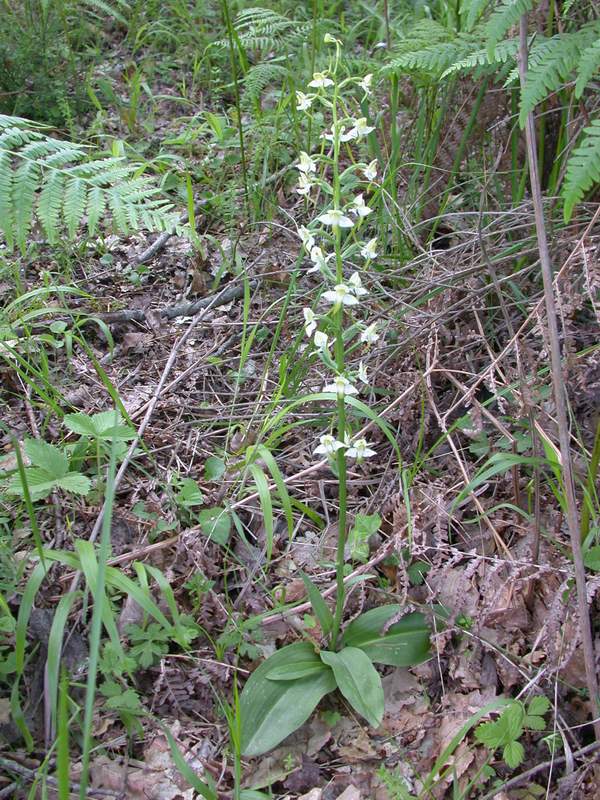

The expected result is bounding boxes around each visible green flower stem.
[330,73,347,650]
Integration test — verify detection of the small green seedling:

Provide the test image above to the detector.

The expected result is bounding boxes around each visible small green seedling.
[475,696,550,768]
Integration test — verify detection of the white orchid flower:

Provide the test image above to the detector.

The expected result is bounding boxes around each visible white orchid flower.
[308,72,334,89]
[360,237,378,260]
[350,193,373,218]
[313,330,329,350]
[359,74,373,95]
[303,307,317,336]
[323,375,359,396]
[362,160,378,181]
[296,172,314,196]
[346,437,376,459]
[321,125,355,143]
[349,117,375,139]
[314,434,346,457]
[297,151,317,173]
[296,91,313,111]
[298,226,315,251]
[322,283,359,307]
[357,361,369,384]
[318,209,354,228]
[360,321,379,344]
[348,271,368,296]
[308,246,332,273]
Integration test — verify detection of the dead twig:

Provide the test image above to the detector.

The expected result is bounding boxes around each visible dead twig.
[518,13,600,738]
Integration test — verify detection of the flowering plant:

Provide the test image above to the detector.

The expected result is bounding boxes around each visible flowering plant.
[238,36,431,758]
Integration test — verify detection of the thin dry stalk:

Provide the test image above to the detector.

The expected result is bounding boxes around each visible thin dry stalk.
[518,14,600,739]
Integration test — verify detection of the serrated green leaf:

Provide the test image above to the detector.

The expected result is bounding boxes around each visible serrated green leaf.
[527,695,550,717]
[7,467,57,500]
[525,714,547,731]
[240,642,336,756]
[341,606,430,666]
[503,739,525,768]
[24,438,68,477]
[301,573,333,636]
[54,473,92,495]
[320,647,384,728]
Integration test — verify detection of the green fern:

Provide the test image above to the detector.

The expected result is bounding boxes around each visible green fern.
[562,117,600,221]
[442,37,520,78]
[382,22,476,78]
[575,39,600,98]
[0,114,183,252]
[242,61,289,108]
[519,22,600,126]
[214,7,310,54]
[485,0,534,58]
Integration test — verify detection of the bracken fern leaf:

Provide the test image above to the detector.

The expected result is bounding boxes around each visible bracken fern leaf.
[0,115,183,251]
[485,0,534,58]
[575,39,600,99]
[562,117,600,221]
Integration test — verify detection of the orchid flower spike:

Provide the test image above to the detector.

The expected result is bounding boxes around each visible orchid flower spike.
[318,209,354,228]
[362,160,378,181]
[296,172,314,196]
[360,237,378,260]
[309,72,334,89]
[322,283,359,307]
[360,321,380,344]
[323,375,359,396]
[349,117,375,139]
[314,434,346,457]
[298,226,315,252]
[297,151,316,173]
[313,330,329,351]
[346,437,376,460]
[348,271,368,297]
[350,193,373,218]
[303,308,317,337]
[296,91,313,111]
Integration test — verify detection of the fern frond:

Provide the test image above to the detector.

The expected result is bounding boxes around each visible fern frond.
[242,61,289,107]
[562,118,600,221]
[384,35,476,78]
[463,0,492,32]
[0,115,183,251]
[575,39,600,98]
[214,7,309,53]
[519,22,600,126]
[485,0,534,57]
[442,37,519,78]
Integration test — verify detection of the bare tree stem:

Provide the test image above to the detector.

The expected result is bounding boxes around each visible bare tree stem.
[518,15,600,739]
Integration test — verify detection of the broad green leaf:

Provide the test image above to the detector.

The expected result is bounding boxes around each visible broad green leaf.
[65,410,135,440]
[175,477,204,508]
[525,714,547,731]
[197,507,231,545]
[24,438,67,477]
[584,546,600,571]
[341,606,430,666]
[301,573,333,636]
[320,647,384,728]
[240,642,336,756]
[204,455,226,481]
[54,473,92,495]
[266,661,330,681]
[347,513,381,563]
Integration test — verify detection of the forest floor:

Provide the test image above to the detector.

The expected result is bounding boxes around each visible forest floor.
[1,19,600,800]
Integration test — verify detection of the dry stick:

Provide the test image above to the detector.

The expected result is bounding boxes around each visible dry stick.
[0,757,117,798]
[518,15,600,739]
[66,279,252,598]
